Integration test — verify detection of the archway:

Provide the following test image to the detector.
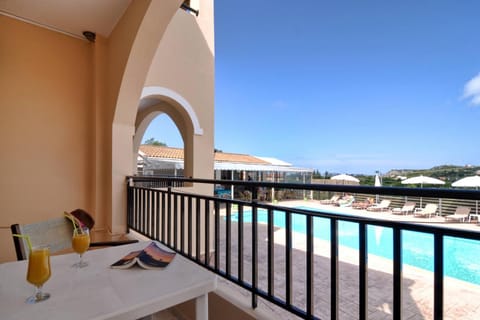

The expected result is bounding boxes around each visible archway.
[110,1,184,234]
[138,114,184,176]
[133,86,204,179]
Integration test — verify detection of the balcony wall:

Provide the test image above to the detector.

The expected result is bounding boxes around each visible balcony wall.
[0,15,95,261]
[0,0,215,262]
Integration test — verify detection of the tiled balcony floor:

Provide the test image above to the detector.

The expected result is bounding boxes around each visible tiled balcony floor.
[216,200,480,320]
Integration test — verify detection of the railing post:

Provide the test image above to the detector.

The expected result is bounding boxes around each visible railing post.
[174,193,178,249]
[267,208,274,297]
[251,203,258,309]
[226,203,231,275]
[238,205,244,282]
[285,210,292,306]
[180,195,185,252]
[167,181,172,246]
[359,223,368,320]
[196,197,201,261]
[434,233,444,319]
[306,215,314,318]
[251,190,258,309]
[214,201,220,271]
[393,228,402,320]
[331,219,338,320]
[188,196,193,258]
[126,178,133,228]
[204,199,210,266]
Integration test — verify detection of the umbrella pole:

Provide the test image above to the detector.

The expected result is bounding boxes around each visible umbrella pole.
[420,183,423,208]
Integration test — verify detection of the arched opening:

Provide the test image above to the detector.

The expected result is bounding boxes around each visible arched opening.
[143,114,184,148]
[137,114,185,176]
[133,86,203,179]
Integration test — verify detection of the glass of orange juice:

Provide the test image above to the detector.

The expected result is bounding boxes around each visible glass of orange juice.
[26,246,51,303]
[72,226,90,268]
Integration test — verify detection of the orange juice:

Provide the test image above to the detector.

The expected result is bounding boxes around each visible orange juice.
[72,233,90,254]
[26,248,51,287]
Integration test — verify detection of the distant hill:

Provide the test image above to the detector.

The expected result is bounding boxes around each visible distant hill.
[313,165,479,187]
[384,165,480,186]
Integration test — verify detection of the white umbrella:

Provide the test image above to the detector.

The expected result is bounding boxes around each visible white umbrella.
[330,174,360,183]
[452,175,480,214]
[374,174,382,187]
[452,175,480,188]
[374,174,382,203]
[401,175,445,187]
[401,175,445,207]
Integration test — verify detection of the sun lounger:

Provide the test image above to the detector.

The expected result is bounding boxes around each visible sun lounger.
[414,203,438,218]
[352,198,374,210]
[336,195,355,207]
[392,202,416,215]
[320,195,340,205]
[366,199,391,212]
[444,206,471,223]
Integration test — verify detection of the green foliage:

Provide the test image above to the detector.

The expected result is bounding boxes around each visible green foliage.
[312,169,323,179]
[144,137,166,146]
[311,170,332,179]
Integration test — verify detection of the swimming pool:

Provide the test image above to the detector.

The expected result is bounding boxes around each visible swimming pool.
[231,206,480,285]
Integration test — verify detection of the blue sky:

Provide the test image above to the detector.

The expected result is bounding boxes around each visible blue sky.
[143,1,480,174]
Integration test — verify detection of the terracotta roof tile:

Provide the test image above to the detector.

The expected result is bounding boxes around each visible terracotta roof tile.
[139,145,270,165]
[214,152,269,164]
[139,145,183,160]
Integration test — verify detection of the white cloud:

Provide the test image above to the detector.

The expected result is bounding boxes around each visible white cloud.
[462,73,480,106]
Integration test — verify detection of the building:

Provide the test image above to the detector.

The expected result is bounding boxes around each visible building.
[139,145,313,199]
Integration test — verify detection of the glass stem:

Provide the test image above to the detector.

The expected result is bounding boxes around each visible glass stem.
[35,285,43,299]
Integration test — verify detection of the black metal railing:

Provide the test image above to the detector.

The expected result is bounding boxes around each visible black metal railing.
[126,176,480,320]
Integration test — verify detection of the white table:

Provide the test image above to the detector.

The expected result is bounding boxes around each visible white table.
[0,241,217,320]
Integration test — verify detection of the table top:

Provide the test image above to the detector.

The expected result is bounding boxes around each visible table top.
[0,241,217,320]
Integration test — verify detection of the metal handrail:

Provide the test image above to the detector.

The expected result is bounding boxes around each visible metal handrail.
[126,176,480,320]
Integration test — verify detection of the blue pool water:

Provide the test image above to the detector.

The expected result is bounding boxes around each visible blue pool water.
[231,207,480,285]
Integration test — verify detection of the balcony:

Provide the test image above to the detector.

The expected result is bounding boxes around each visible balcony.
[126,176,480,319]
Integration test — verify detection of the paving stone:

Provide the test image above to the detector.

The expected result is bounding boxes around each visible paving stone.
[216,200,480,319]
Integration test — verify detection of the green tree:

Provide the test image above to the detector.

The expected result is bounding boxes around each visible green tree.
[144,137,166,146]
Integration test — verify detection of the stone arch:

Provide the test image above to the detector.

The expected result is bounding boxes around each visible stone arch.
[110,1,183,234]
[141,86,203,135]
[133,86,204,178]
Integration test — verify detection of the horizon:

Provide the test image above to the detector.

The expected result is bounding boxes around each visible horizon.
[143,1,480,175]
[139,142,479,176]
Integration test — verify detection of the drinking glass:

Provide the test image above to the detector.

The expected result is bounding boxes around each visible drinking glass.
[26,246,51,304]
[72,226,90,268]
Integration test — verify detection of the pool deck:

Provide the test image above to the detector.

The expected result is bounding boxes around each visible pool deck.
[218,200,480,320]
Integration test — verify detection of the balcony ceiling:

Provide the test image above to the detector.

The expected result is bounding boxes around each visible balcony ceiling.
[0,0,131,38]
